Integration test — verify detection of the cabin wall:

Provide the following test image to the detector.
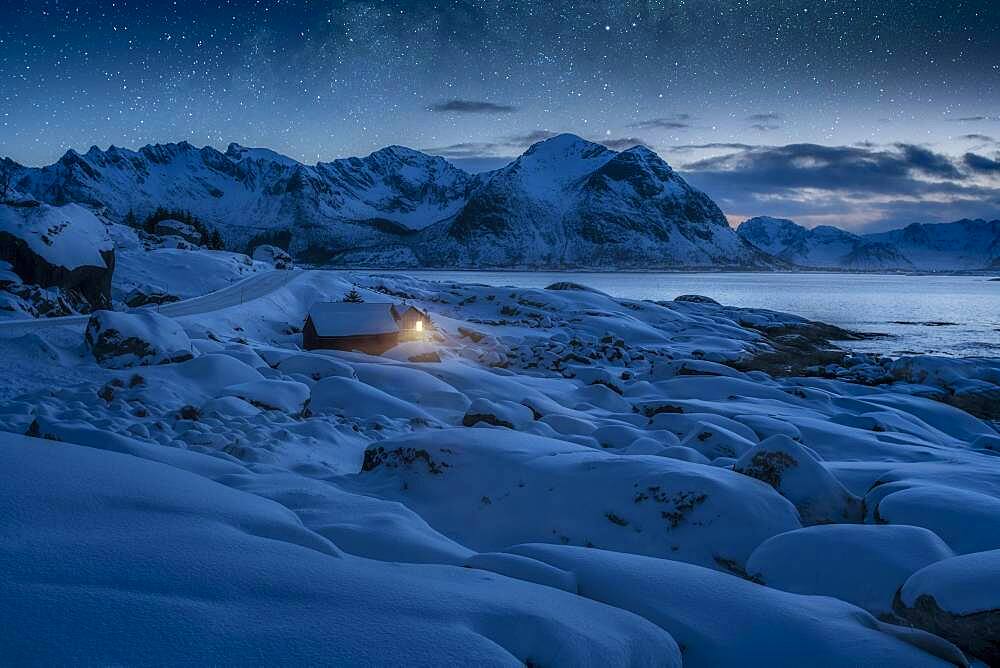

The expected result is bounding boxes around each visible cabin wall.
[304,332,400,355]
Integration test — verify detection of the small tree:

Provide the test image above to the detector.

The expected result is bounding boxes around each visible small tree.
[123,209,139,228]
[208,229,224,250]
[343,288,364,303]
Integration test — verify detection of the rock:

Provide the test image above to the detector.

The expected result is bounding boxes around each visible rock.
[154,218,202,245]
[895,549,1000,665]
[747,524,953,617]
[85,310,195,368]
[462,398,534,430]
[734,434,863,524]
[252,244,293,269]
[0,200,114,308]
[124,287,181,308]
[674,294,720,305]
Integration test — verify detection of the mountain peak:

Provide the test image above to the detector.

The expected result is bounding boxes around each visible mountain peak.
[523,133,608,158]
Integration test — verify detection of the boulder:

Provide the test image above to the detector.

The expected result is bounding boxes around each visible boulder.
[85,310,195,368]
[252,244,293,269]
[0,201,114,308]
[154,218,202,245]
[734,434,863,524]
[746,524,953,617]
[895,549,1000,665]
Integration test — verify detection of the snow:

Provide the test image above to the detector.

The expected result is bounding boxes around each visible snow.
[85,309,195,368]
[900,549,1000,615]
[307,301,401,336]
[739,215,1000,271]
[0,433,676,666]
[747,524,954,616]
[0,200,111,270]
[1,266,999,663]
[503,544,965,667]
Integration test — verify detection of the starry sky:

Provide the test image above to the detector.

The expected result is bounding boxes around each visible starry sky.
[3,0,999,229]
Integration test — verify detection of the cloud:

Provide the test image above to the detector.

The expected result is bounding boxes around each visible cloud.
[747,112,782,123]
[628,114,693,131]
[667,142,759,152]
[963,152,1000,173]
[599,136,649,151]
[947,115,1000,122]
[958,134,997,144]
[427,99,517,113]
[679,142,1000,230]
[750,124,781,132]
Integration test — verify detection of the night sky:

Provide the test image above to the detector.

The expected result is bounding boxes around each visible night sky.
[3,0,999,229]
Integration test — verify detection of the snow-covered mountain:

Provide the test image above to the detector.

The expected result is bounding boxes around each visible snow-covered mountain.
[8,142,480,256]
[419,135,772,268]
[8,135,773,269]
[738,216,1000,271]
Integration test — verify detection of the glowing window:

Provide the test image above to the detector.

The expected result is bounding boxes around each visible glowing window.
[415,320,423,332]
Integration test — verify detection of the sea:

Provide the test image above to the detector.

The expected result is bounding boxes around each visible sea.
[368,271,1000,358]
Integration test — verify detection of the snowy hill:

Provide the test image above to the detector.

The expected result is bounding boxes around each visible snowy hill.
[9,135,773,269]
[738,216,1000,271]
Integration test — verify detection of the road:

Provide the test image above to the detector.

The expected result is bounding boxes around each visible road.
[0,269,306,337]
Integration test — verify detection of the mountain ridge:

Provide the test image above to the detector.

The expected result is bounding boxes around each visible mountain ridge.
[737,216,1000,272]
[6,134,774,269]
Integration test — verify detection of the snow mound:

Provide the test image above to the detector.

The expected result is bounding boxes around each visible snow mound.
[221,379,309,414]
[356,428,801,571]
[504,543,967,668]
[252,244,293,269]
[734,434,863,524]
[896,549,1000,665]
[747,524,953,616]
[0,433,678,666]
[85,310,194,368]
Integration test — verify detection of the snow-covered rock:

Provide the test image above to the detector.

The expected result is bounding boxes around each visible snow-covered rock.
[0,199,114,308]
[734,434,863,524]
[85,310,194,368]
[746,524,953,616]
[356,428,801,571]
[0,433,679,666]
[154,218,202,244]
[220,379,309,414]
[896,549,1000,665]
[503,543,968,667]
[252,244,293,269]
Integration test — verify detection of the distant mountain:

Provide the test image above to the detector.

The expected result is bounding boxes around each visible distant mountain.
[7,135,774,269]
[737,216,1000,271]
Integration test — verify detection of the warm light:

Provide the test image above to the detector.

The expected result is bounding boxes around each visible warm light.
[415,320,423,332]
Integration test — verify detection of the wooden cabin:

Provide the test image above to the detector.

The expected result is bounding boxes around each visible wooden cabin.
[302,302,431,354]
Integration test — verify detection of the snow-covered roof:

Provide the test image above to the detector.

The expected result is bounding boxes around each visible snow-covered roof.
[307,302,400,337]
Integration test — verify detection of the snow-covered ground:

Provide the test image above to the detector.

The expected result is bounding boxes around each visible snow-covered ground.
[1,268,998,665]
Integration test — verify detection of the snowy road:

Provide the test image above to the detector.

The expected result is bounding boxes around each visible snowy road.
[0,269,305,337]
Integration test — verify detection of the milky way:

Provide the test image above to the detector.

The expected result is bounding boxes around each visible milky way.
[3,0,999,228]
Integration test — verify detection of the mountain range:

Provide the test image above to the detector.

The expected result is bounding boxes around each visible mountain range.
[6,134,998,271]
[5,134,773,269]
[737,217,1000,272]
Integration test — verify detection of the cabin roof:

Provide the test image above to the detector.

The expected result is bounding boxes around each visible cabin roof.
[307,302,400,337]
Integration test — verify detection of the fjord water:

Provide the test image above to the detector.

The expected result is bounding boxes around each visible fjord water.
[382,271,1000,358]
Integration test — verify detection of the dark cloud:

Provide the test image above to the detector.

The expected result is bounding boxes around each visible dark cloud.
[947,116,1000,122]
[502,130,559,144]
[963,152,1000,173]
[747,112,782,123]
[427,99,517,114]
[679,142,1000,230]
[628,114,693,131]
[958,134,996,143]
[667,142,759,152]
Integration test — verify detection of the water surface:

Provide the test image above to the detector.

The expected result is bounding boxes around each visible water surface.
[368,271,1000,358]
